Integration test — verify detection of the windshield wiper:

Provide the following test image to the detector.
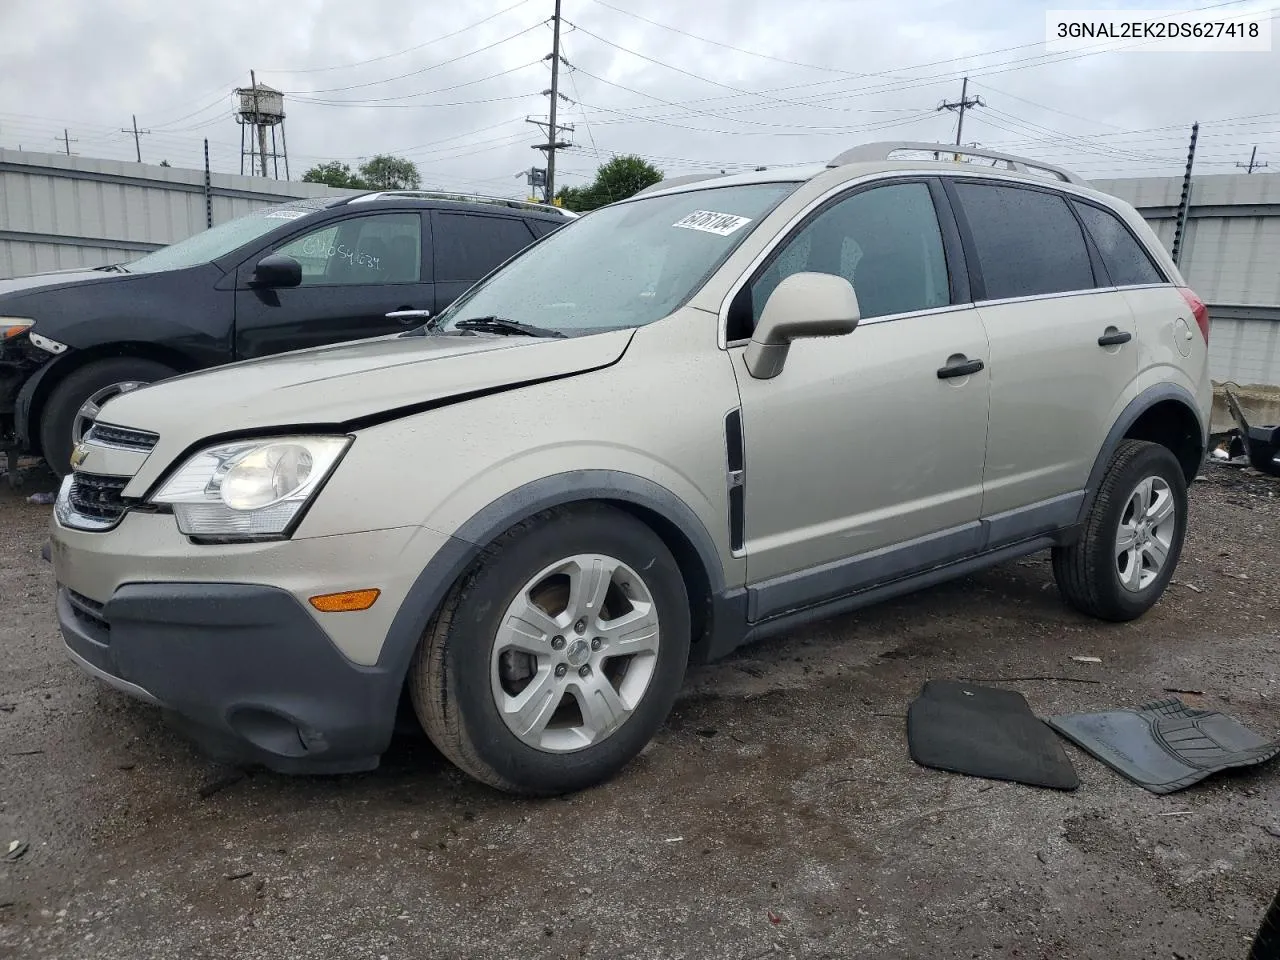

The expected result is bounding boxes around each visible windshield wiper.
[453,316,567,339]
[94,263,130,273]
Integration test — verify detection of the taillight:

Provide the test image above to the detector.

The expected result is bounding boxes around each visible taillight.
[1178,287,1210,343]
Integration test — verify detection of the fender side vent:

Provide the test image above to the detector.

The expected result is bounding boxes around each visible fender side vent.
[725,408,746,553]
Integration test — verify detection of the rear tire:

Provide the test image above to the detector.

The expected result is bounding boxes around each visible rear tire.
[409,503,691,795]
[39,357,177,476]
[1052,439,1187,621]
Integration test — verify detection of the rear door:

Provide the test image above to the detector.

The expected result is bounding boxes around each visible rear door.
[233,210,433,359]
[431,211,538,313]
[948,180,1139,524]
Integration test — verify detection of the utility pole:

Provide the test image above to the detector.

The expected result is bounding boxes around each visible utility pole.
[938,77,985,150]
[121,114,150,163]
[1171,121,1198,267]
[1236,145,1268,174]
[528,0,573,204]
[57,129,78,156]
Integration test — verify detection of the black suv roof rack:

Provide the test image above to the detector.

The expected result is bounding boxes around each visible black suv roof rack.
[347,190,579,217]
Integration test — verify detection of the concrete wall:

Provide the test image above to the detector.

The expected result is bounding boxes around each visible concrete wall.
[1093,172,1280,388]
[0,149,354,279]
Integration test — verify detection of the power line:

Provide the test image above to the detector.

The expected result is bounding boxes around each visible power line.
[260,0,534,74]
[564,0,1260,122]
[584,0,921,82]
[286,61,540,106]
[280,23,543,95]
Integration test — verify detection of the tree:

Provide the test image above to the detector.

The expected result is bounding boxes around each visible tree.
[302,161,366,189]
[555,155,662,212]
[357,154,421,190]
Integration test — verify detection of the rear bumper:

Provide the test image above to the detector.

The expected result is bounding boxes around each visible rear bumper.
[55,581,403,773]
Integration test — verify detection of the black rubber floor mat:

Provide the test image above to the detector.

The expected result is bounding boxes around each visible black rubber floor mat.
[907,680,1079,790]
[1046,698,1280,795]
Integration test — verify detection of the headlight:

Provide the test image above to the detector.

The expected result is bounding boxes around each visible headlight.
[1,317,34,340]
[151,435,351,538]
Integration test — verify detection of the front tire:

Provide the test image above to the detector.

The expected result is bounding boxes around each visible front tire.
[39,357,177,476]
[1053,439,1188,621]
[409,504,691,795]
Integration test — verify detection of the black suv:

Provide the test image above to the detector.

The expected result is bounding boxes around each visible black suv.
[0,191,574,476]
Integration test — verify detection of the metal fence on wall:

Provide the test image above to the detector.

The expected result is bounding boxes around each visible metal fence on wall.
[0,149,354,279]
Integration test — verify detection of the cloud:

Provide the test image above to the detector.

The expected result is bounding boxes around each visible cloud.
[0,0,1276,193]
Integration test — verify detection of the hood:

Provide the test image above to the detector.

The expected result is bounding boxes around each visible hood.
[96,328,635,444]
[0,268,125,300]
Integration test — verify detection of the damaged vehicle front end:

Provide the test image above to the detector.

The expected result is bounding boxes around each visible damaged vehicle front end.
[1,317,62,482]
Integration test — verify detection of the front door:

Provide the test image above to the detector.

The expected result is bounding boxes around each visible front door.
[731,180,991,605]
[234,211,433,359]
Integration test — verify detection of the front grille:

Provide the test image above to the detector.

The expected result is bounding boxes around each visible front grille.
[85,423,159,452]
[67,472,130,522]
[66,588,109,636]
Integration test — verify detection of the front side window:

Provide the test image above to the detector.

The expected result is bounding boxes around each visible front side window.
[1072,201,1164,287]
[434,182,798,337]
[953,182,1094,300]
[748,181,951,329]
[273,213,422,286]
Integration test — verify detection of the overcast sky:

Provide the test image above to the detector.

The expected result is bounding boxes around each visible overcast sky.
[1,0,1277,195]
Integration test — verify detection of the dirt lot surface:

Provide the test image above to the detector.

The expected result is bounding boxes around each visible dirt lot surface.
[1,462,1278,960]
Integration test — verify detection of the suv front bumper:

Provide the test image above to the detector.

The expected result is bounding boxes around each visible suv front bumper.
[55,580,404,773]
[49,511,444,773]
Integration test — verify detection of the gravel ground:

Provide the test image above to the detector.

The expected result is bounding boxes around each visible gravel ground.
[1,461,1278,960]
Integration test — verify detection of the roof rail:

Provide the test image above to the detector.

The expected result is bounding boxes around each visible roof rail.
[827,141,1087,187]
[633,173,727,197]
[347,190,579,217]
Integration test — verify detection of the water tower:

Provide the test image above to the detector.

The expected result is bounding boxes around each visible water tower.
[235,72,289,179]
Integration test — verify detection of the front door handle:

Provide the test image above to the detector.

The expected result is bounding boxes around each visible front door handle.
[1097,328,1132,346]
[386,309,432,323]
[937,355,985,379]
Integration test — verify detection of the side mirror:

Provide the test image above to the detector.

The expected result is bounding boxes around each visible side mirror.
[250,254,302,289]
[744,272,860,379]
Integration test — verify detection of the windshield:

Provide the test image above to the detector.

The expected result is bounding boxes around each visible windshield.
[436,182,798,336]
[122,204,318,273]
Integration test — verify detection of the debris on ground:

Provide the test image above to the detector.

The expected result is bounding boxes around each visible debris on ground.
[1071,656,1103,664]
[25,492,55,505]
[5,840,30,862]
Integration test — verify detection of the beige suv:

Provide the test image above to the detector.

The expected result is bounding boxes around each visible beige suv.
[48,142,1212,794]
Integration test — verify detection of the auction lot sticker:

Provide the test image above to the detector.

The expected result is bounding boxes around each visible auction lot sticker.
[673,211,753,236]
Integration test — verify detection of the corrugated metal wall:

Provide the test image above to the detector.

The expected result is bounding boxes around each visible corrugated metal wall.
[2,150,1278,386]
[1093,172,1280,388]
[0,149,354,279]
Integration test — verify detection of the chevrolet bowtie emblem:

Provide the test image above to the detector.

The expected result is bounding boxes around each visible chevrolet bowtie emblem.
[69,442,89,469]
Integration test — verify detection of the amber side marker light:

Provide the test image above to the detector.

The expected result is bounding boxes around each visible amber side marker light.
[309,589,380,612]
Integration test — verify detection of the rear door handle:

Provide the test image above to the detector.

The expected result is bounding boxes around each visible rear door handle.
[386,309,432,323]
[1097,329,1132,346]
[937,355,985,379]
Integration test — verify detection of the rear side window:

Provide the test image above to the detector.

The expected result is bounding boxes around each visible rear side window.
[435,214,536,282]
[954,183,1094,300]
[1071,201,1164,287]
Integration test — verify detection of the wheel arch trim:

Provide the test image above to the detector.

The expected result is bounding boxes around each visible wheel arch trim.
[376,470,728,681]
[1077,382,1205,524]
